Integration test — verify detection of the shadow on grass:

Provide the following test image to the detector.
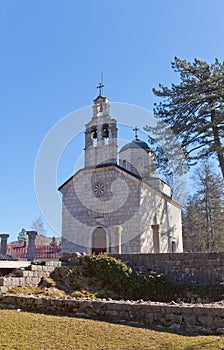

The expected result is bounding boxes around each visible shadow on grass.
[2,303,221,338]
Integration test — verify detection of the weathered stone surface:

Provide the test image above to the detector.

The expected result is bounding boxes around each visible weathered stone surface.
[0,261,61,293]
[58,95,185,257]
[111,252,224,285]
[0,295,223,334]
[27,231,37,261]
[0,234,9,255]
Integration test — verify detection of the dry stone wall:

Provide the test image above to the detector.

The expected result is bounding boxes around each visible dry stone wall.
[0,294,223,334]
[0,255,224,334]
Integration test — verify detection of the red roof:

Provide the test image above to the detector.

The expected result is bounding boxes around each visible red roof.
[7,244,61,259]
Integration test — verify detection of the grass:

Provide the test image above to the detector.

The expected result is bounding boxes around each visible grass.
[0,310,223,350]
[7,285,67,298]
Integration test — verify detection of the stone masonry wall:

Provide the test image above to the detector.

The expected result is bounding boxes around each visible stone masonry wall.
[61,165,183,254]
[111,252,224,285]
[0,261,61,293]
[0,294,223,334]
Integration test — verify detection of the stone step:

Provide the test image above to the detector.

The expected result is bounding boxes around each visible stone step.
[0,261,61,294]
[0,261,31,269]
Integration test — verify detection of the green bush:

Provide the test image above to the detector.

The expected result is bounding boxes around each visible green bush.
[81,254,172,301]
[83,253,131,295]
[128,273,173,301]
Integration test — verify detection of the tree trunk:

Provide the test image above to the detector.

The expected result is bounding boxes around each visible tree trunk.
[211,109,224,179]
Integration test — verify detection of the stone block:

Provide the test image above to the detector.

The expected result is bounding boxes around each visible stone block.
[21,271,30,277]
[0,286,8,294]
[216,328,224,334]
[4,278,12,287]
[197,315,213,326]
[30,265,38,271]
[183,314,196,325]
[14,270,24,277]
[145,312,154,323]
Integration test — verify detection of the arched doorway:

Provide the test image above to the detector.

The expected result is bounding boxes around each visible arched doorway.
[92,227,107,254]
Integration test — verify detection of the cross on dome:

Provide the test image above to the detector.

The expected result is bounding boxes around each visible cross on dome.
[133,126,139,140]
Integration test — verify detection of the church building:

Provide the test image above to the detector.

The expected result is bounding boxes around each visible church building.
[58,91,183,254]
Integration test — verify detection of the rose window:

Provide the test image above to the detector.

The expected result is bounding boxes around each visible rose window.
[94,183,105,196]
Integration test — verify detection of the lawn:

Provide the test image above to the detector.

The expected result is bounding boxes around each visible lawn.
[0,310,223,350]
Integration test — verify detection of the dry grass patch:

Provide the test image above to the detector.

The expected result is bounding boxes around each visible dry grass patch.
[0,310,223,350]
[7,285,67,298]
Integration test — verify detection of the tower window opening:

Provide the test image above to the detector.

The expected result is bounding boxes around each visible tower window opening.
[123,159,127,169]
[102,124,109,138]
[91,126,97,147]
[172,241,177,253]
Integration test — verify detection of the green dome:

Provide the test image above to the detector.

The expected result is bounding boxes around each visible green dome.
[120,139,151,153]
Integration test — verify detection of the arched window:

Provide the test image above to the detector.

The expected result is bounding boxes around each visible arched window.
[171,241,177,253]
[91,126,97,147]
[101,124,109,145]
[102,124,109,138]
[123,159,127,169]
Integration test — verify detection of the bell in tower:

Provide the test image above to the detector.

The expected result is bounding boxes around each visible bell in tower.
[102,124,109,138]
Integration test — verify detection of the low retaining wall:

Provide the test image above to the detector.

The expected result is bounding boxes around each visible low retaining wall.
[111,252,224,285]
[0,295,223,334]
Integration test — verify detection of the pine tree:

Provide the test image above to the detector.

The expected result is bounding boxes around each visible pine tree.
[145,121,188,203]
[49,236,58,246]
[151,57,224,179]
[183,162,224,252]
[17,228,27,244]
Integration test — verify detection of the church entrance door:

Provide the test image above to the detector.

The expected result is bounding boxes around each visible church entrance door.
[92,227,107,254]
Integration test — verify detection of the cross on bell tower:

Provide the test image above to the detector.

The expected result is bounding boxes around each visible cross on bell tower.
[97,74,104,96]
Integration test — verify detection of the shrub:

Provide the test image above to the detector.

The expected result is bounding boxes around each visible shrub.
[83,253,131,295]
[82,254,173,301]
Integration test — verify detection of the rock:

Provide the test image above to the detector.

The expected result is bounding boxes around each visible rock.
[216,328,224,334]
[169,323,181,329]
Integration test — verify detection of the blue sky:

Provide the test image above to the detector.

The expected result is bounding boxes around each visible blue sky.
[1,0,224,241]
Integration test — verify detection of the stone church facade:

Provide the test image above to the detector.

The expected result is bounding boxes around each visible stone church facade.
[59,94,183,254]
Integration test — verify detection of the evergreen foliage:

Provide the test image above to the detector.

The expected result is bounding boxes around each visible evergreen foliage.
[49,236,58,246]
[150,57,224,179]
[51,254,224,302]
[145,123,188,203]
[17,228,27,244]
[82,254,172,301]
[183,161,224,252]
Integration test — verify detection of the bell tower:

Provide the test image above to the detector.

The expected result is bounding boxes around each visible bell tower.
[84,91,117,168]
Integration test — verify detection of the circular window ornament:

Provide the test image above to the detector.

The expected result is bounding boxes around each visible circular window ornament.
[94,182,105,196]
